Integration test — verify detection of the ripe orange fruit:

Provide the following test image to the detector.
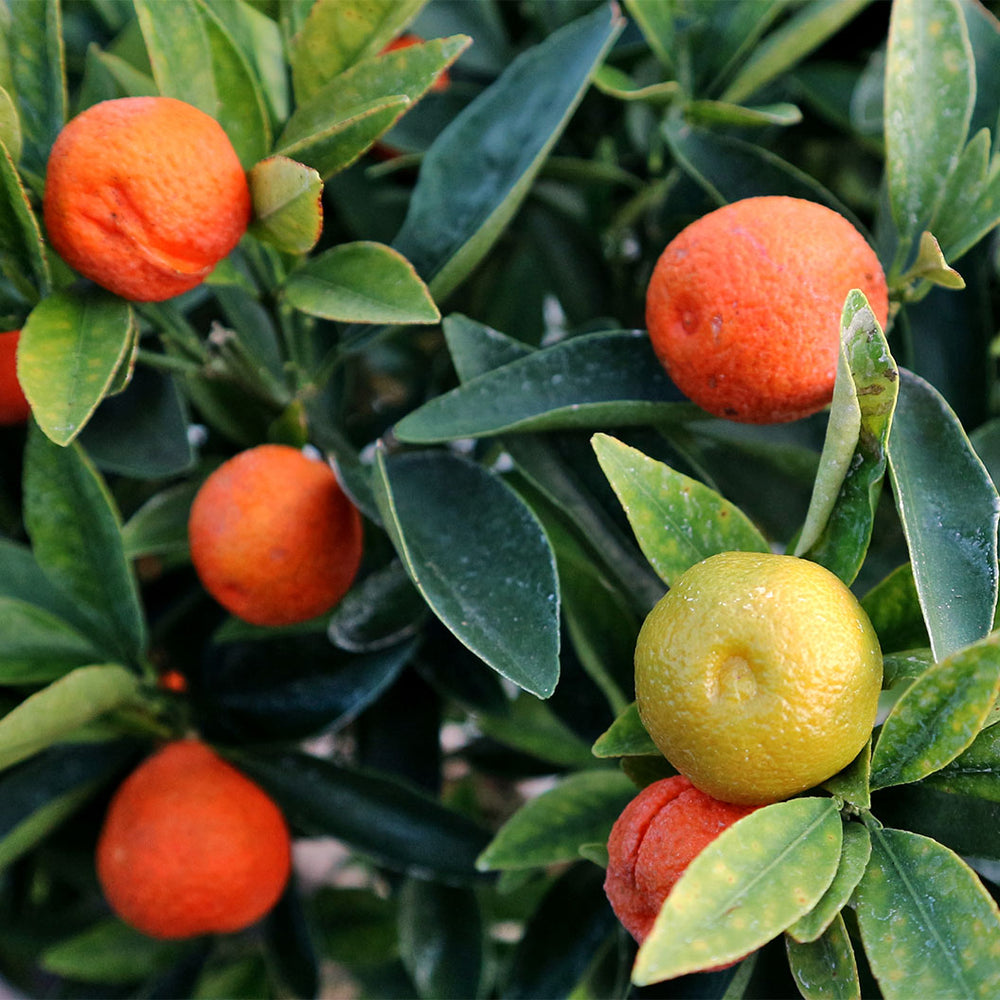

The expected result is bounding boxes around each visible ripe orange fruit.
[645,196,889,424]
[188,444,363,627]
[0,330,29,425]
[43,97,251,302]
[604,775,758,943]
[634,551,883,805]
[96,739,291,940]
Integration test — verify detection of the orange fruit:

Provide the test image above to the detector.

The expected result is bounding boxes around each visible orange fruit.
[604,775,758,944]
[645,196,889,424]
[188,444,363,627]
[43,96,251,302]
[0,330,29,425]
[96,739,291,940]
[634,551,883,805]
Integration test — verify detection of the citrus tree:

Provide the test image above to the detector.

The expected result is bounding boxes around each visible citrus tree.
[0,0,999,997]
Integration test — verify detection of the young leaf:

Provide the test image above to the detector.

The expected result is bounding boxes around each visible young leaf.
[785,912,861,1000]
[476,769,637,872]
[795,291,898,584]
[393,331,690,444]
[592,432,769,587]
[22,425,147,665]
[887,369,1000,661]
[392,3,624,302]
[870,633,1000,790]
[373,447,560,698]
[884,0,975,274]
[854,825,1000,999]
[0,597,105,684]
[633,797,843,985]
[283,241,440,325]
[787,821,872,944]
[230,748,491,882]
[248,155,323,255]
[592,702,660,759]
[0,664,140,773]
[19,290,136,446]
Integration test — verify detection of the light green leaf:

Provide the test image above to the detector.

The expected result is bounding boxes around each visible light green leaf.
[393,4,624,302]
[794,291,898,584]
[634,798,842,985]
[373,447,560,698]
[592,702,660,759]
[887,369,1000,661]
[0,86,21,163]
[592,432,769,587]
[870,633,1000,790]
[476,769,637,872]
[925,721,1000,802]
[0,665,140,773]
[854,826,1000,999]
[622,0,675,72]
[884,0,975,273]
[248,155,323,254]
[0,135,49,297]
[685,100,802,128]
[19,290,136,446]
[284,241,439,325]
[592,65,680,104]
[394,331,691,444]
[785,913,861,1000]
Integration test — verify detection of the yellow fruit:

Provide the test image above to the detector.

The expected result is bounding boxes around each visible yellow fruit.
[634,551,883,805]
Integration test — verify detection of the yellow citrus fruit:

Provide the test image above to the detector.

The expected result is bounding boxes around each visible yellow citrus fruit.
[96,739,291,939]
[634,551,883,805]
[645,196,889,424]
[43,96,251,302]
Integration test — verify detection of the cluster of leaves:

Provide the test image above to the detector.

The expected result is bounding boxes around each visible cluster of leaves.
[0,0,999,998]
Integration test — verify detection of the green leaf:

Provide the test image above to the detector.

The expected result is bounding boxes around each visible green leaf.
[277,36,469,179]
[0,597,105,683]
[633,798,842,985]
[231,749,491,882]
[284,241,440,325]
[870,633,1000,790]
[22,425,146,665]
[0,739,135,871]
[887,369,1000,661]
[392,3,624,302]
[593,66,680,104]
[860,562,929,654]
[394,331,690,444]
[685,100,802,128]
[373,447,559,698]
[592,702,660,759]
[42,918,185,984]
[19,290,136,446]
[794,291,898,584]
[0,87,21,163]
[899,231,966,291]
[7,0,65,191]
[854,825,1000,999]
[287,0,426,104]
[398,879,484,1000]
[475,694,596,769]
[0,137,49,297]
[622,0,675,72]
[822,740,872,812]
[924,722,1000,802]
[476,769,637,872]
[592,432,769,587]
[787,822,872,944]
[785,913,861,1000]
[0,665,140,773]
[884,0,975,273]
[247,155,323,254]
[442,312,533,381]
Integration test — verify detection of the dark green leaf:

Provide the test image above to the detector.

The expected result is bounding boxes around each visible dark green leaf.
[284,241,440,324]
[634,798,842,985]
[394,331,688,443]
[248,155,323,255]
[592,702,660,759]
[398,878,483,1000]
[622,0,675,72]
[0,597,104,683]
[373,448,560,698]
[476,769,637,872]
[442,312,533,381]
[0,665,140,772]
[392,4,624,301]
[860,562,929,654]
[795,291,898,584]
[121,480,198,562]
[231,749,492,882]
[23,425,146,664]
[854,825,1000,999]
[887,369,999,661]
[264,876,320,1000]
[19,290,136,446]
[924,721,1000,801]
[785,913,861,1000]
[592,432,769,586]
[871,633,1000,789]
[475,694,596,769]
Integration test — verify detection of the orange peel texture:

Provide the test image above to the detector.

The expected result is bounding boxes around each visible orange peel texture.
[645,196,889,424]
[43,96,251,302]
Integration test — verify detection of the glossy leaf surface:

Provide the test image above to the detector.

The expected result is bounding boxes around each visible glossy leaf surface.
[785,913,861,1000]
[248,155,323,254]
